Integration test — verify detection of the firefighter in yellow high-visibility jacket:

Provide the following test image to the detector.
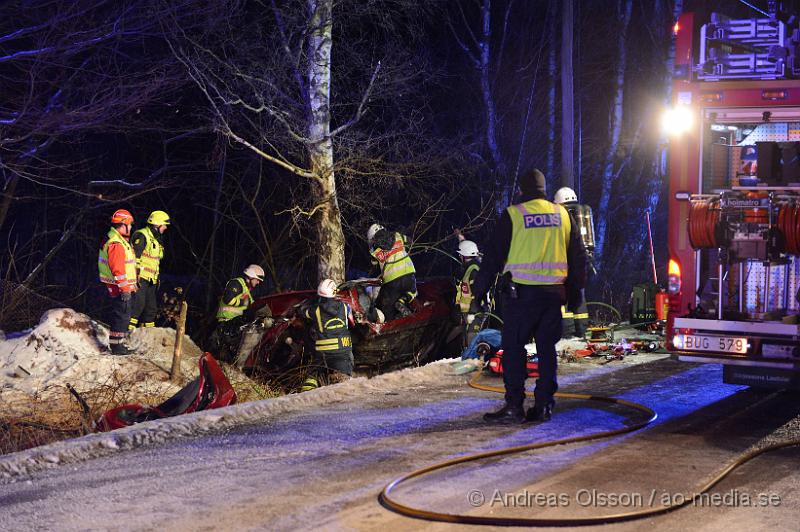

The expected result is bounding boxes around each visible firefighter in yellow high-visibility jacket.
[367,224,417,321]
[129,210,170,330]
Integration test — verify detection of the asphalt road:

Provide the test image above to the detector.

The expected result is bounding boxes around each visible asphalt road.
[0,354,798,531]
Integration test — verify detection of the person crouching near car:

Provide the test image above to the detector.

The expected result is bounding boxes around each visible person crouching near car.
[300,279,355,391]
[98,209,138,356]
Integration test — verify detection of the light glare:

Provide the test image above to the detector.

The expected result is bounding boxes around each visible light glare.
[661,106,694,135]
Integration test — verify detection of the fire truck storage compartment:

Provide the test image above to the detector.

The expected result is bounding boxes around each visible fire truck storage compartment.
[683,113,800,360]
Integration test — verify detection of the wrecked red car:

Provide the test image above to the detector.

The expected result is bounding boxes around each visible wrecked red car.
[96,353,237,432]
[241,277,463,374]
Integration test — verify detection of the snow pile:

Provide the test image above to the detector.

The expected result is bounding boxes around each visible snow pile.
[0,359,461,480]
[0,308,204,412]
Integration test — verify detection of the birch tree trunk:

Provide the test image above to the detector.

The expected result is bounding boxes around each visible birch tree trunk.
[560,0,574,189]
[593,0,633,265]
[307,0,345,283]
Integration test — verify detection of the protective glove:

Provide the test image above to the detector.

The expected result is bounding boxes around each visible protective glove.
[120,291,132,303]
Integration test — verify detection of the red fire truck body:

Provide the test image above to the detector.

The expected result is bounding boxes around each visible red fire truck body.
[667,11,800,388]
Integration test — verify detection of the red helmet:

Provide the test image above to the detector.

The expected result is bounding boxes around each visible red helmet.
[111,209,134,225]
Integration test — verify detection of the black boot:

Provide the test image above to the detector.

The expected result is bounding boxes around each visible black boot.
[483,403,525,424]
[526,401,554,422]
[110,343,131,356]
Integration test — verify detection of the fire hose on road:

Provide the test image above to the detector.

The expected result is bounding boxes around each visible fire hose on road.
[379,370,800,526]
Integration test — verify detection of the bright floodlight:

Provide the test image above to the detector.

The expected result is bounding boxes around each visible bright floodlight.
[661,106,694,135]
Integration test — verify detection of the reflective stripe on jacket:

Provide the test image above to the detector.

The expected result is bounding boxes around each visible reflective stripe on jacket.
[305,298,352,354]
[98,228,137,292]
[455,262,480,312]
[504,199,570,285]
[134,226,164,283]
[370,232,415,284]
[216,277,251,321]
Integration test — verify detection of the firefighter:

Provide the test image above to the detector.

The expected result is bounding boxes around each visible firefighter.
[455,237,482,343]
[367,223,417,321]
[471,169,586,423]
[300,278,355,391]
[98,209,139,356]
[553,187,590,339]
[211,264,265,361]
[216,264,265,322]
[129,210,170,330]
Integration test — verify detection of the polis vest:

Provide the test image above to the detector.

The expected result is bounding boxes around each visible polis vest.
[504,199,570,285]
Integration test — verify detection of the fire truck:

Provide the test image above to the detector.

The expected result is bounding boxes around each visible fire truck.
[666,7,800,389]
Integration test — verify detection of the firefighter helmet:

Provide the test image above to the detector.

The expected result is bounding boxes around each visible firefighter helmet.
[317,278,337,298]
[147,210,171,226]
[457,239,480,257]
[554,187,578,205]
[243,264,265,281]
[111,209,134,225]
[367,223,384,243]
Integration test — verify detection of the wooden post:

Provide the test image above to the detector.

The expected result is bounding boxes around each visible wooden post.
[170,301,188,383]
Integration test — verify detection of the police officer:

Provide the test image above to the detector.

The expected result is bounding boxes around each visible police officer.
[471,169,586,423]
[129,210,170,330]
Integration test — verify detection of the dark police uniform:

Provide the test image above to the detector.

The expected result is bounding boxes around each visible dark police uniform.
[472,172,586,422]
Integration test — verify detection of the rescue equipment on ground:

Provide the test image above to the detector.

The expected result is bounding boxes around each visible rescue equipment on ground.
[480,346,539,378]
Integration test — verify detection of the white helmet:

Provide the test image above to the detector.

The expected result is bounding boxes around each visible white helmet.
[457,240,480,257]
[554,187,578,205]
[317,278,337,298]
[374,308,385,324]
[243,264,265,281]
[367,223,384,243]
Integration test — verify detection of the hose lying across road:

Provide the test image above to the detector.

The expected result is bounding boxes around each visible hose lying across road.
[378,370,800,526]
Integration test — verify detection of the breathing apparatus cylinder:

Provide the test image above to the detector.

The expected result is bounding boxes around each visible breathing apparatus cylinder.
[564,203,596,254]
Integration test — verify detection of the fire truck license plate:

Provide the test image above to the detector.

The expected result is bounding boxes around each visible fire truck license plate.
[677,334,748,354]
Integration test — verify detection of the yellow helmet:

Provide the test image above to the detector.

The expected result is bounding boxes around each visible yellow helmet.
[147,210,171,226]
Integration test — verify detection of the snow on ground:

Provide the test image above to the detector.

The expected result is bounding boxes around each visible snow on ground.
[0,338,669,482]
[0,309,669,482]
[0,308,205,415]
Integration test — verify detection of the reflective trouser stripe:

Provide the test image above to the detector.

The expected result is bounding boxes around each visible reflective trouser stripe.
[316,337,351,350]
